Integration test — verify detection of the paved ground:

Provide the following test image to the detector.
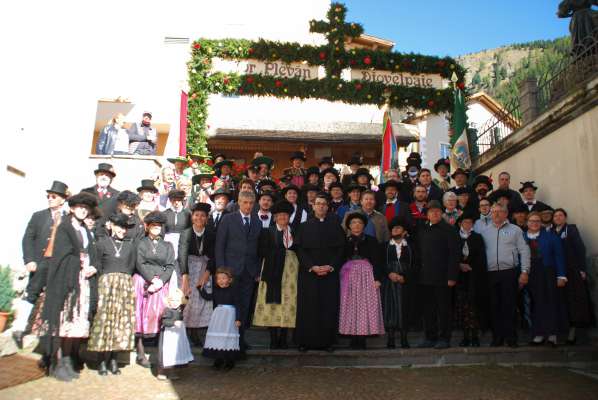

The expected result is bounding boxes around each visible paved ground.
[1,363,597,400]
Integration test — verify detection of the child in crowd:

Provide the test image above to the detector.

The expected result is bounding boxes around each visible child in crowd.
[201,268,241,371]
[157,289,193,381]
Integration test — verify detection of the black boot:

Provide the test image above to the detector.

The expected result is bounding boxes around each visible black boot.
[460,329,471,347]
[52,358,73,382]
[386,329,396,349]
[400,331,410,349]
[97,353,108,377]
[108,353,121,375]
[278,329,288,349]
[471,330,480,347]
[12,331,24,349]
[269,328,279,349]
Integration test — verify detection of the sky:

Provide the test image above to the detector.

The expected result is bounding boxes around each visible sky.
[342,0,572,57]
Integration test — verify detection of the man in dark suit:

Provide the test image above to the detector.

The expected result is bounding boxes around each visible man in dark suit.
[207,188,232,232]
[215,191,262,352]
[418,168,443,203]
[519,181,551,212]
[82,163,120,217]
[13,181,69,348]
[487,171,524,211]
[379,180,413,227]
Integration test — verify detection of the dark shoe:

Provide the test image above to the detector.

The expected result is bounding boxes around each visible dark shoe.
[12,331,24,349]
[386,331,396,349]
[37,355,51,371]
[62,357,80,379]
[136,356,151,368]
[490,337,504,347]
[212,359,224,370]
[98,360,108,376]
[109,358,121,375]
[223,360,235,372]
[298,346,308,353]
[434,340,450,350]
[72,354,84,373]
[417,340,437,349]
[400,332,410,349]
[52,359,73,382]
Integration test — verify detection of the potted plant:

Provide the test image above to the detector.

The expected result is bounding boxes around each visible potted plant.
[0,266,16,332]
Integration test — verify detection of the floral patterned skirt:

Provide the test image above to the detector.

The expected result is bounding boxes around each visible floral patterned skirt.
[88,273,136,352]
[59,270,91,338]
[253,250,299,328]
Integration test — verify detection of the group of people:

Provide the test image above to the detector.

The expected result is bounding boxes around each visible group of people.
[95,111,159,156]
[11,150,594,382]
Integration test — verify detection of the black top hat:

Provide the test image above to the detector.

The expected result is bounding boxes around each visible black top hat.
[451,168,470,179]
[352,167,373,182]
[281,184,301,197]
[433,158,451,172]
[473,175,493,191]
[320,167,340,181]
[252,156,274,168]
[382,180,400,191]
[167,189,187,200]
[46,180,69,198]
[305,166,320,177]
[210,187,232,202]
[116,190,141,207]
[318,156,334,166]
[347,155,363,166]
[345,212,368,230]
[137,179,158,193]
[214,160,233,170]
[290,151,306,161]
[94,163,116,178]
[144,211,166,225]
[389,215,410,232]
[109,213,132,229]
[519,181,538,193]
[191,202,212,215]
[271,200,294,215]
[346,183,366,193]
[257,179,278,191]
[328,182,344,192]
[302,183,321,194]
[406,152,422,167]
[68,192,98,209]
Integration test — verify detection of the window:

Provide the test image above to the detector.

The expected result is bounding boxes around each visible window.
[439,142,451,159]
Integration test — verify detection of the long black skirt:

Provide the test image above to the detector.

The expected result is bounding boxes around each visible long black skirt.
[529,260,569,337]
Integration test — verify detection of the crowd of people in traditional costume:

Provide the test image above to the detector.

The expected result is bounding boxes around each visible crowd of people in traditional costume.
[11,148,594,382]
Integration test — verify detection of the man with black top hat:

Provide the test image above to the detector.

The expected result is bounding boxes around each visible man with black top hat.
[352,167,374,190]
[256,179,278,194]
[13,181,70,348]
[433,158,451,192]
[208,188,232,232]
[305,166,321,187]
[401,152,422,202]
[127,111,157,155]
[341,154,363,187]
[328,182,346,214]
[470,175,493,213]
[376,169,402,211]
[82,163,120,217]
[519,181,551,212]
[283,151,307,188]
[487,172,524,211]
[417,200,461,350]
[380,180,413,226]
[320,167,340,193]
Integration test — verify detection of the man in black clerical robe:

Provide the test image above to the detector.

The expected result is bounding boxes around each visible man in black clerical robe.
[295,194,345,352]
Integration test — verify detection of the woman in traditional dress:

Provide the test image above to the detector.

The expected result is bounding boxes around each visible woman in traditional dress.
[454,212,489,347]
[525,212,568,346]
[339,212,385,349]
[281,185,308,232]
[134,211,175,367]
[87,213,136,376]
[442,191,462,226]
[253,200,299,349]
[163,189,191,260]
[178,202,215,346]
[552,208,594,344]
[41,192,99,382]
[136,179,159,220]
[381,216,414,349]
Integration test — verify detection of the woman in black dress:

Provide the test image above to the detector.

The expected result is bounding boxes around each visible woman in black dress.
[281,185,308,232]
[88,213,137,375]
[553,208,594,344]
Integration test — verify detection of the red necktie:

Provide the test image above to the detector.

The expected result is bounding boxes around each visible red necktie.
[385,202,396,223]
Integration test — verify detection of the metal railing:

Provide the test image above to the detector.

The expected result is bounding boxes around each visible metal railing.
[472,29,598,161]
